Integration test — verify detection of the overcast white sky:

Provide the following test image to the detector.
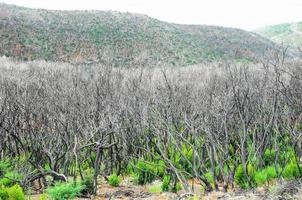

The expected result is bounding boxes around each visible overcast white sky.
[1,0,302,30]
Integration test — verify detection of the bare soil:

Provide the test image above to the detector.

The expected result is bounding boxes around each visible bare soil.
[29,178,302,200]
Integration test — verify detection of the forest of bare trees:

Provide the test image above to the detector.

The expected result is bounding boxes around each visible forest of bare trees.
[0,50,301,198]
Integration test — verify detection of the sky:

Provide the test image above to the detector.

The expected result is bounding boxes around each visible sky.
[1,0,302,30]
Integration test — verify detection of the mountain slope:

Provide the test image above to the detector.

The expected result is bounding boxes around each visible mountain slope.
[255,22,302,48]
[0,3,278,66]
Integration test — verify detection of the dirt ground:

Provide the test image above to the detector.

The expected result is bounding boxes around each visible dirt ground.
[29,177,302,200]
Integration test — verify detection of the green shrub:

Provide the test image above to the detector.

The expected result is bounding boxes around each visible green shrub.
[263,149,276,166]
[132,173,140,185]
[40,193,47,200]
[44,164,51,171]
[126,164,134,175]
[3,172,23,184]
[234,165,246,188]
[204,172,215,188]
[157,160,165,178]
[280,148,296,163]
[135,160,156,185]
[255,166,277,186]
[254,169,267,186]
[172,182,182,192]
[0,160,10,176]
[5,184,25,200]
[266,166,278,180]
[46,182,84,200]
[0,178,12,187]
[170,145,193,173]
[282,162,301,179]
[0,187,9,200]
[179,145,193,173]
[81,168,94,194]
[108,173,121,187]
[161,175,171,192]
[234,164,255,189]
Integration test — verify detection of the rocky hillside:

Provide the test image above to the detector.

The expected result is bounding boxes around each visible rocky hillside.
[0,3,278,66]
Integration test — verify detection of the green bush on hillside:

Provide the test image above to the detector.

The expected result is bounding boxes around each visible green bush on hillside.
[204,172,215,188]
[282,162,301,180]
[234,164,255,189]
[126,164,134,175]
[0,178,12,188]
[0,186,9,200]
[0,160,11,176]
[134,160,156,185]
[40,193,47,200]
[172,182,182,192]
[46,182,84,200]
[161,175,171,192]
[108,173,121,187]
[157,160,166,178]
[81,168,94,195]
[263,149,276,166]
[279,148,297,163]
[5,184,25,200]
[0,184,25,200]
[178,145,193,173]
[0,171,23,188]
[235,165,248,189]
[254,166,277,186]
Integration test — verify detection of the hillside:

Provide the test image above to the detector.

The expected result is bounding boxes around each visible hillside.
[255,22,302,48]
[0,3,278,66]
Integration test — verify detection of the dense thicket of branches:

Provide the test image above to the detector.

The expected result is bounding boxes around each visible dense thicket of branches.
[0,55,301,194]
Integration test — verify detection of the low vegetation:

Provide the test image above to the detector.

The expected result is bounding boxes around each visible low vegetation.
[108,173,121,187]
[0,3,278,66]
[256,23,293,38]
[0,184,25,200]
[46,182,84,200]
[256,22,302,47]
